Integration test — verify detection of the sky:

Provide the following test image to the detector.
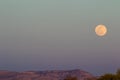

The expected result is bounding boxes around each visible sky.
[0,0,120,75]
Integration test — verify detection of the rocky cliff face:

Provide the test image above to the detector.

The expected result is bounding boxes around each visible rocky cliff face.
[0,69,96,80]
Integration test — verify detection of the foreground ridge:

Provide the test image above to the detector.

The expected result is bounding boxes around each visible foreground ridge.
[0,69,96,80]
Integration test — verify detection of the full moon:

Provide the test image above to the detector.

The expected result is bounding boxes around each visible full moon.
[95,24,107,36]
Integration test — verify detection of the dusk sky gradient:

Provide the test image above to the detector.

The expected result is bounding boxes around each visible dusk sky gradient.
[0,0,120,75]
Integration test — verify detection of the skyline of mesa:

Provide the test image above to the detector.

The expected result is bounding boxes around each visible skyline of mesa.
[0,0,120,75]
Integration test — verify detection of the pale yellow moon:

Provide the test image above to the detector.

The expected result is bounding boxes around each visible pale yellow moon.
[95,24,107,36]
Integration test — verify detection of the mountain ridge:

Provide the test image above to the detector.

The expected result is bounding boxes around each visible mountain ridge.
[0,69,96,80]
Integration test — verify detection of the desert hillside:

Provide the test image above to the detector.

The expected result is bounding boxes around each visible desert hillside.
[0,69,96,80]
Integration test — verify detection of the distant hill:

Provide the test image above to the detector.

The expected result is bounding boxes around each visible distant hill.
[0,69,96,80]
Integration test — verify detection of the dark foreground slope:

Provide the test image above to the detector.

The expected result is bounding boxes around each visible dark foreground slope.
[0,69,96,80]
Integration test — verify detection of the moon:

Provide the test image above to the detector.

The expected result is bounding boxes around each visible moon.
[95,24,107,36]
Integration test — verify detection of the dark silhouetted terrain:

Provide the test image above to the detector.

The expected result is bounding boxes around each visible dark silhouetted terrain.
[0,69,96,80]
